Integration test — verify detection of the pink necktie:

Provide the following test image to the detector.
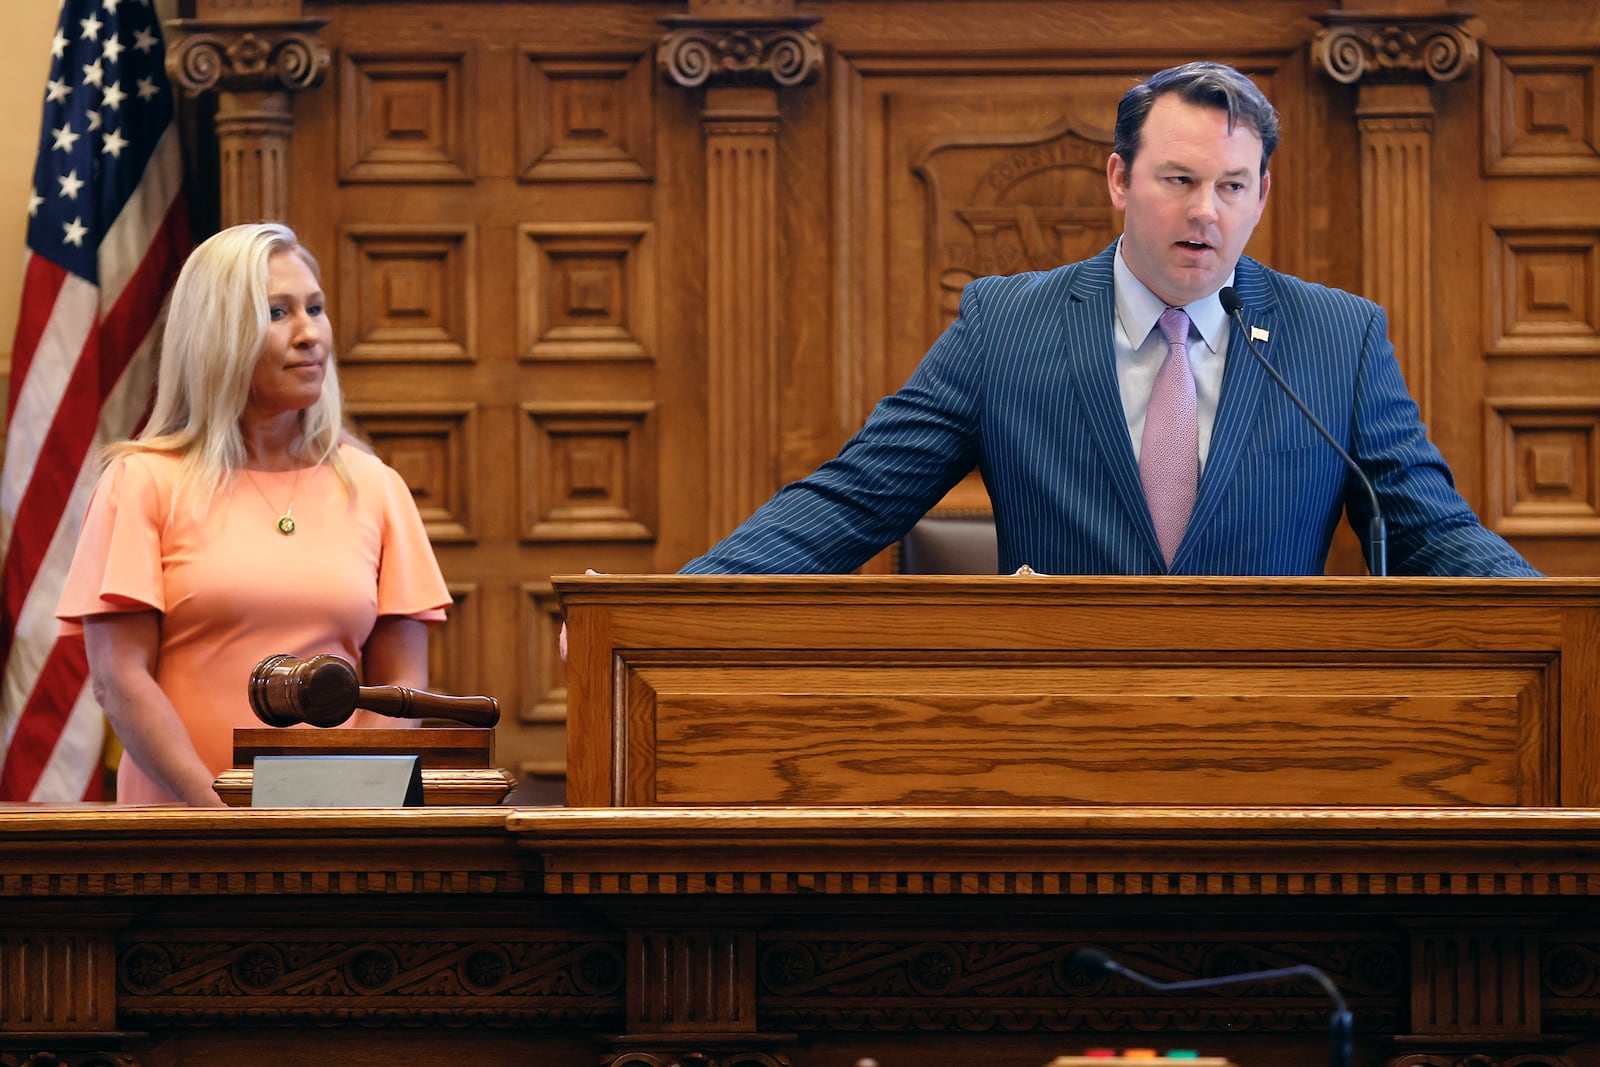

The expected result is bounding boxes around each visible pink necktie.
[1140,307,1198,566]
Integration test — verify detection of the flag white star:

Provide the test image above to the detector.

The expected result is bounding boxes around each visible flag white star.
[83,60,106,88]
[102,81,127,110]
[28,192,43,217]
[101,128,129,158]
[103,35,125,64]
[51,31,69,59]
[51,124,81,152]
[63,217,89,247]
[57,170,86,200]
[87,110,103,131]
[79,13,103,40]
[102,0,124,11]
[135,77,159,100]
[46,79,73,104]
[132,28,157,53]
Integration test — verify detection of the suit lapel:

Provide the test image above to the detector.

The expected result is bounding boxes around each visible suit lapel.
[1174,257,1277,569]
[1061,248,1166,566]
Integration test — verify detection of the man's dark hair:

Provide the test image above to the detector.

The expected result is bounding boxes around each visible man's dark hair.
[1112,61,1280,183]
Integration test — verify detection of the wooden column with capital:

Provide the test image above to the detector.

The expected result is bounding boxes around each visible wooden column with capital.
[164,0,330,226]
[1312,13,1480,425]
[659,0,824,543]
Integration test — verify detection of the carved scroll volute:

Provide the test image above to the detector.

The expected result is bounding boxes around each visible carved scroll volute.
[658,0,823,90]
[164,8,331,225]
[657,2,824,540]
[1312,14,1481,87]
[1311,13,1483,425]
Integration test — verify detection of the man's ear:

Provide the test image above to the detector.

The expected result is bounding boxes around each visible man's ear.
[1106,153,1129,211]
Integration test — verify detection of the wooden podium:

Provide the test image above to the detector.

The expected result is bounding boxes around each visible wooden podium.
[555,574,1600,809]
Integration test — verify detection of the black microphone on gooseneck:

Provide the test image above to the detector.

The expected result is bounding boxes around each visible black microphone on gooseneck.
[1218,286,1387,577]
[1070,947,1354,1067]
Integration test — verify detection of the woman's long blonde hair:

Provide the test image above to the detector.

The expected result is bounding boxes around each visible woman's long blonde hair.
[108,222,359,509]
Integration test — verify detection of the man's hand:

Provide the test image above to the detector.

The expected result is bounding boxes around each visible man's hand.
[558,569,609,663]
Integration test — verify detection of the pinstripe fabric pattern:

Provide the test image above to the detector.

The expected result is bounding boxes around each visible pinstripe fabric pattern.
[681,243,1540,578]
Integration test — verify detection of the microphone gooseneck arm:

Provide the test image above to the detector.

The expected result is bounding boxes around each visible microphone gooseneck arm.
[1217,286,1387,577]
[1071,948,1353,1067]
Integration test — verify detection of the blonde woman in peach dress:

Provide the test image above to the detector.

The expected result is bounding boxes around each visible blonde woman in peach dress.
[57,223,450,806]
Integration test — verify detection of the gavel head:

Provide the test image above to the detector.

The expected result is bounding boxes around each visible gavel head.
[249,653,361,728]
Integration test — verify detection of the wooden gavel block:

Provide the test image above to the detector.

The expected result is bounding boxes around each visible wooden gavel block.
[249,653,500,729]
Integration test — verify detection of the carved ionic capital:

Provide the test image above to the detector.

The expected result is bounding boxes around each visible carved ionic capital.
[1312,13,1481,86]
[658,17,823,89]
[165,19,331,96]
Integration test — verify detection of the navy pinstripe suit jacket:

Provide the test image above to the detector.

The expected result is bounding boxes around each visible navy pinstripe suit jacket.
[683,244,1539,577]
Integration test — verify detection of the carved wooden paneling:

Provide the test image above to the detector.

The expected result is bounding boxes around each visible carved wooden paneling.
[517,223,656,362]
[117,932,625,1025]
[429,582,480,700]
[1357,86,1433,419]
[701,86,781,544]
[1543,936,1600,1034]
[337,225,477,363]
[1486,228,1600,357]
[518,582,567,779]
[622,659,1551,807]
[627,930,757,1032]
[519,582,566,725]
[1408,928,1540,1036]
[1484,399,1600,537]
[519,403,656,542]
[0,930,117,1031]
[338,50,476,182]
[345,403,477,541]
[758,935,1405,1033]
[1485,51,1600,176]
[518,51,654,182]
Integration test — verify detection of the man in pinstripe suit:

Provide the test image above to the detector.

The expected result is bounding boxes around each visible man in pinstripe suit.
[681,61,1540,579]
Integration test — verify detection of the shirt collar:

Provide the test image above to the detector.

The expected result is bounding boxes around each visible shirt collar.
[1113,238,1231,356]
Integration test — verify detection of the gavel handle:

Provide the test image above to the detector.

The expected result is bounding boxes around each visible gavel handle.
[355,685,500,728]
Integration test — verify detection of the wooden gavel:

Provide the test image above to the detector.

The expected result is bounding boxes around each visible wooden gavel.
[249,653,500,729]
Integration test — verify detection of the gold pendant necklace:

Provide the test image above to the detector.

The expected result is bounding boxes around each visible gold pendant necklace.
[243,467,302,535]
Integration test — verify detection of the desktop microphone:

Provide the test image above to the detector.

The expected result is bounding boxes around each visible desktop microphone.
[1217,286,1387,576]
[1070,947,1354,1067]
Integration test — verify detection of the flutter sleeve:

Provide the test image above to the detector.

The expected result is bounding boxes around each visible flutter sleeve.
[56,454,168,634]
[374,461,450,622]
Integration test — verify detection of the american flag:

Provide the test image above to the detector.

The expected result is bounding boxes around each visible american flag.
[0,0,191,801]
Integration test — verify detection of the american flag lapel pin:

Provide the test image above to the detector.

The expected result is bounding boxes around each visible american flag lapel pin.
[1250,326,1270,343]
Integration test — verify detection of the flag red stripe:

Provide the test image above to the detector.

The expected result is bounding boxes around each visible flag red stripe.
[5,255,68,414]
[0,201,189,657]
[98,195,190,389]
[0,632,89,800]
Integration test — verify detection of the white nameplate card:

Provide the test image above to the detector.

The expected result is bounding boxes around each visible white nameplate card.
[251,754,423,808]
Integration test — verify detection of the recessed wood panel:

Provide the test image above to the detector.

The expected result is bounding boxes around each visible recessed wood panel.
[339,50,476,182]
[622,659,1549,807]
[518,402,656,541]
[429,582,481,702]
[1485,227,1600,356]
[519,582,567,728]
[1485,51,1600,176]
[346,403,477,542]
[1485,399,1600,537]
[517,223,655,361]
[518,51,654,181]
[338,225,476,362]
